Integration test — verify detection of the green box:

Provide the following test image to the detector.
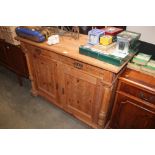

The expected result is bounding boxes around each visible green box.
[79,45,126,66]
[98,53,123,66]
[79,44,139,66]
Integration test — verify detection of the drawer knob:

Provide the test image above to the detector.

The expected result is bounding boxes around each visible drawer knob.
[139,92,148,102]
[125,74,129,78]
[73,62,83,69]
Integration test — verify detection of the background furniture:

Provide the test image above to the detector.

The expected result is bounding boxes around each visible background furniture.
[0,39,29,85]
[79,26,126,34]
[110,68,155,128]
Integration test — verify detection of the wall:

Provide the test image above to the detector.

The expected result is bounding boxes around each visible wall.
[127,26,155,45]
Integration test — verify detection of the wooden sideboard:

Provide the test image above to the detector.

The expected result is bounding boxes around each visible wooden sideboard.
[17,35,134,128]
[110,68,155,129]
[0,39,29,85]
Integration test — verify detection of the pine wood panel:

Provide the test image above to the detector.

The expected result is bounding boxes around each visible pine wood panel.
[16,35,133,73]
[32,54,58,103]
[63,65,103,124]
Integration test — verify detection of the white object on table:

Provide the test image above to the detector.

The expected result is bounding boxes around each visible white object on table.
[47,35,59,45]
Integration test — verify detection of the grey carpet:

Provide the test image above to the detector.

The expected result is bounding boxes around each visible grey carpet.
[0,65,90,129]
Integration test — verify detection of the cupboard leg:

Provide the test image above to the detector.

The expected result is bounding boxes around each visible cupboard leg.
[30,89,38,97]
[98,112,106,128]
[17,74,23,86]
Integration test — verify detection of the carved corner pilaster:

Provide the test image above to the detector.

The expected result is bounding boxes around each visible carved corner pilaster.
[98,112,107,128]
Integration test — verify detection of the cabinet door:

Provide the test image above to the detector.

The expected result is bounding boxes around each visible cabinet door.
[32,54,58,103]
[0,40,7,64]
[111,93,155,129]
[5,43,28,77]
[63,65,103,124]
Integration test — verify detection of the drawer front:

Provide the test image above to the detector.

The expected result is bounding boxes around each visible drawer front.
[60,55,114,82]
[119,82,155,105]
[25,44,61,61]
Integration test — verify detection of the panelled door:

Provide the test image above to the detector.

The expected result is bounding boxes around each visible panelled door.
[32,54,58,103]
[63,65,104,124]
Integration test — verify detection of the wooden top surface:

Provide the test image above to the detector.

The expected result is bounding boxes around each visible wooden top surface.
[16,34,134,73]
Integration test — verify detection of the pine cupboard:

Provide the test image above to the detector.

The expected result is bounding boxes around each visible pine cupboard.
[17,35,133,128]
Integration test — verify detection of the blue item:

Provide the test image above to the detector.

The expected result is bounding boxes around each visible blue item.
[15,27,46,42]
[88,29,105,45]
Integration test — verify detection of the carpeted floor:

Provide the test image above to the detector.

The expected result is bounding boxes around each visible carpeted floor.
[0,66,90,129]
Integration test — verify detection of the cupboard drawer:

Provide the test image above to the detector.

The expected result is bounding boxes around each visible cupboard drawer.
[25,45,61,61]
[119,82,155,105]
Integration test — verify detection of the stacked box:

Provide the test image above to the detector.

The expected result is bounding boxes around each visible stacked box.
[88,29,105,45]
[132,53,152,65]
[141,60,155,74]
[117,30,141,49]
[103,27,123,36]
[100,35,113,45]
[128,53,155,76]
[127,62,141,71]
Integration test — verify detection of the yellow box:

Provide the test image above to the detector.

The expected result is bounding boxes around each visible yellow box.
[100,35,113,45]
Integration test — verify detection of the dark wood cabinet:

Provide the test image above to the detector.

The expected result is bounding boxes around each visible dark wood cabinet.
[110,68,155,129]
[0,39,7,64]
[111,92,155,128]
[0,39,28,85]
